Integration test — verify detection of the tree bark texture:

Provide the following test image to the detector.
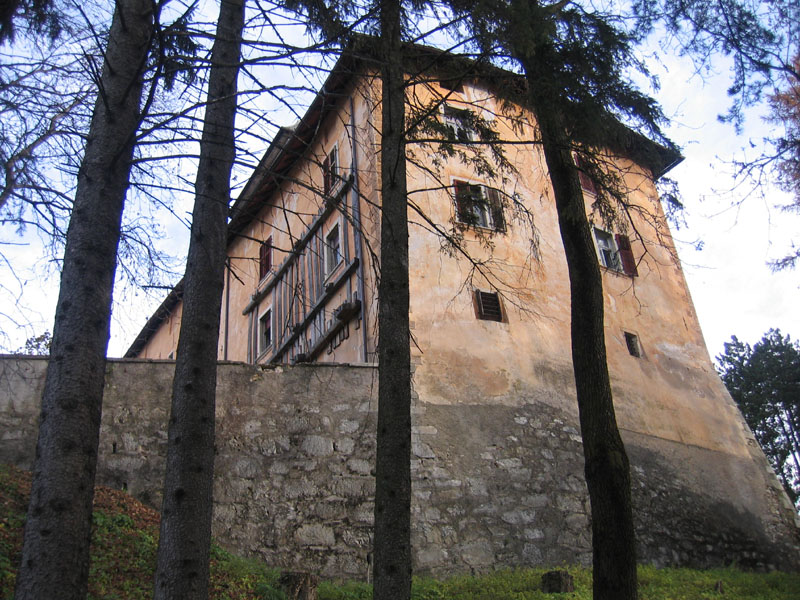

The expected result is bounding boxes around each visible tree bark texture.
[153,1,244,598]
[524,65,638,599]
[372,1,412,599]
[14,1,153,598]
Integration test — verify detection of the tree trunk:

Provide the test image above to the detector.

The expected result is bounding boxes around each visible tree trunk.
[372,1,412,598]
[524,77,638,598]
[152,1,244,598]
[13,1,153,598]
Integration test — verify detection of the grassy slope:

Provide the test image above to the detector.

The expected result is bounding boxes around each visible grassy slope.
[2,463,799,599]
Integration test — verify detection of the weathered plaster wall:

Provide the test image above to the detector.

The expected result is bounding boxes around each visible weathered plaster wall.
[1,357,798,578]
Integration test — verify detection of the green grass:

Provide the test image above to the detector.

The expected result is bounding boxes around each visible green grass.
[2,464,799,599]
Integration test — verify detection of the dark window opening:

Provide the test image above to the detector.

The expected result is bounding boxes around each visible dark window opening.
[259,309,272,355]
[625,332,641,357]
[475,290,503,322]
[259,237,272,280]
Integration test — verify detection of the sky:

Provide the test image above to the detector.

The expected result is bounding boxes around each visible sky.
[648,53,800,358]
[1,12,797,362]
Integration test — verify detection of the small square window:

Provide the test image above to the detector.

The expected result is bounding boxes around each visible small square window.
[259,309,272,355]
[325,224,342,276]
[475,290,503,322]
[322,145,339,196]
[624,332,641,357]
[259,237,272,280]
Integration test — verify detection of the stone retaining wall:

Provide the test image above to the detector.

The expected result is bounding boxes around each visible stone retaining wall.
[1,356,798,577]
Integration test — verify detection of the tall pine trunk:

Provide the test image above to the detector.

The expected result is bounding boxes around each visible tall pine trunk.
[372,0,412,598]
[14,1,153,598]
[153,1,244,598]
[523,61,638,599]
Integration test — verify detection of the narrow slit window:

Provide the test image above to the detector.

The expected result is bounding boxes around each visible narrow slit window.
[325,224,341,276]
[323,145,339,196]
[259,237,272,280]
[259,309,272,355]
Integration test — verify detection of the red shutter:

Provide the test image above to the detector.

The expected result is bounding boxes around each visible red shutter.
[574,154,597,194]
[486,188,506,232]
[616,234,638,277]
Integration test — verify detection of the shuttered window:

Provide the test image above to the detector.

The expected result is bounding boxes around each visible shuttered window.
[453,180,505,232]
[475,290,503,322]
[593,228,638,278]
[574,154,597,195]
[615,234,638,277]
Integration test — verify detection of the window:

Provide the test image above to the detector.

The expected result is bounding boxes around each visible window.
[325,224,341,276]
[593,228,621,271]
[574,154,597,195]
[453,180,506,232]
[475,290,503,322]
[322,145,339,196]
[593,228,638,276]
[624,332,642,357]
[258,308,272,355]
[443,105,475,142]
[259,237,272,280]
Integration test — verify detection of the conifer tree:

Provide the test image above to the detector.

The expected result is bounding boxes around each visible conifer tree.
[14,1,155,597]
[153,0,245,597]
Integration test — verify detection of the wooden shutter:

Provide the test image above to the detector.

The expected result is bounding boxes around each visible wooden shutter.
[615,234,638,277]
[476,290,503,321]
[574,154,597,194]
[259,239,271,280]
[322,154,331,195]
[486,188,506,232]
[454,180,469,223]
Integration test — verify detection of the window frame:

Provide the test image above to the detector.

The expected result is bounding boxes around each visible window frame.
[592,227,638,277]
[258,306,273,357]
[324,220,343,278]
[452,178,506,232]
[322,144,339,197]
[442,104,476,143]
[593,227,622,272]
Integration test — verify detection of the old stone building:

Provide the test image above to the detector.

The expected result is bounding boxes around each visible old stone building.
[54,43,800,573]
